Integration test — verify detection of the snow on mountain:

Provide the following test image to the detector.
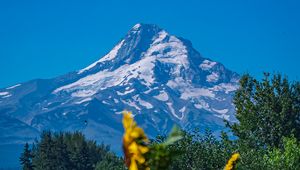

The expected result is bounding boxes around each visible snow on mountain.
[6,84,21,90]
[0,91,9,96]
[78,40,126,74]
[0,23,239,155]
[200,59,217,70]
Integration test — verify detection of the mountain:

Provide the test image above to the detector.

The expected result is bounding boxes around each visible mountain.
[0,23,239,167]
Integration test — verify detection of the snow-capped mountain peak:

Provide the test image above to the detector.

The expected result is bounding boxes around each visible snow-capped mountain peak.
[0,23,239,154]
[77,24,189,74]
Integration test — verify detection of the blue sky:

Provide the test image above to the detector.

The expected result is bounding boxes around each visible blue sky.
[0,0,299,88]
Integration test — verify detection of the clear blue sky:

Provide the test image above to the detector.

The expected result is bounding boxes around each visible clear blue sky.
[0,0,300,88]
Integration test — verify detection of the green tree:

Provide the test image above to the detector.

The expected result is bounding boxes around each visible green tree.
[28,131,124,170]
[95,153,126,170]
[166,129,232,170]
[264,136,300,170]
[52,133,71,170]
[229,73,300,149]
[32,131,55,170]
[20,143,33,170]
[235,142,267,170]
[64,132,93,169]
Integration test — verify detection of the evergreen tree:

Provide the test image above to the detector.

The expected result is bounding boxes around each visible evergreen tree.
[32,131,55,170]
[20,143,33,170]
[64,132,92,169]
[27,131,123,170]
[52,133,71,170]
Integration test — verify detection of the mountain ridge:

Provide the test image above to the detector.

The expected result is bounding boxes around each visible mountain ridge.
[0,23,239,156]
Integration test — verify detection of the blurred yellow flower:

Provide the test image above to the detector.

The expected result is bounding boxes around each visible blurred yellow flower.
[122,111,149,170]
[224,153,240,170]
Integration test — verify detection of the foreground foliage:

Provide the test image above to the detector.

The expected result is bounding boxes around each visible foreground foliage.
[122,111,183,170]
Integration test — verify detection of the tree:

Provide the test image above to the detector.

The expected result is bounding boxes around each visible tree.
[264,136,300,170]
[20,143,33,170]
[95,153,126,170]
[52,133,71,170]
[27,131,124,170]
[166,129,233,170]
[229,73,300,149]
[32,131,56,170]
[64,132,94,169]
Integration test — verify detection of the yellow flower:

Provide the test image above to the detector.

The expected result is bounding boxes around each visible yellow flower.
[122,111,149,170]
[224,153,240,170]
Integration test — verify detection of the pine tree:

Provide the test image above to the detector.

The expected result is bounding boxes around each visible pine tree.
[20,143,33,170]
[52,133,71,170]
[64,132,93,169]
[32,131,55,170]
[29,131,123,170]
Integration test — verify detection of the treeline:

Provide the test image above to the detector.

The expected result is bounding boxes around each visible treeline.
[20,131,125,170]
[20,73,300,170]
